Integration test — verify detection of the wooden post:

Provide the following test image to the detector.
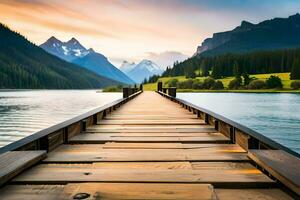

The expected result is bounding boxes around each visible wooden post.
[214,119,219,131]
[81,120,87,132]
[205,114,209,124]
[162,88,167,94]
[168,87,177,98]
[38,136,49,152]
[230,126,235,143]
[140,84,143,91]
[93,114,98,125]
[197,110,201,118]
[248,137,260,149]
[157,82,162,91]
[63,127,69,144]
[123,88,129,98]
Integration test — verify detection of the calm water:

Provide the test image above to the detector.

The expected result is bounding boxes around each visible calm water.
[0,91,299,154]
[178,93,300,154]
[0,90,122,147]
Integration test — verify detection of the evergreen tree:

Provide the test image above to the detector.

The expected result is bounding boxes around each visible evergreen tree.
[201,60,209,77]
[233,61,240,78]
[291,58,300,80]
[243,73,251,86]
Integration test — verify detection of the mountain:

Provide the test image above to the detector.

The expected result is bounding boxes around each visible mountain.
[72,52,134,84]
[40,37,134,84]
[0,23,120,89]
[123,60,164,83]
[195,13,300,56]
[40,37,91,62]
[119,61,136,74]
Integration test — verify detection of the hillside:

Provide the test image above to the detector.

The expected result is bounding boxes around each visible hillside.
[162,45,300,80]
[143,73,297,92]
[41,37,134,85]
[195,14,300,56]
[0,24,120,89]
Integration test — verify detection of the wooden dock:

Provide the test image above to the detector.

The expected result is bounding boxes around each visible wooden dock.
[0,89,299,199]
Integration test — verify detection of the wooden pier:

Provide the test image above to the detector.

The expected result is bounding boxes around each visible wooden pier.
[0,87,299,199]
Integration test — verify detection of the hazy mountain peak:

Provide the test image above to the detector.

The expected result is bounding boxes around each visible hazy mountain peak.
[120,61,136,74]
[122,59,163,83]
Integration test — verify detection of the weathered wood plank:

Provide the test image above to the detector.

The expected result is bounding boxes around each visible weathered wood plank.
[89,125,212,129]
[0,150,46,186]
[215,189,293,200]
[248,150,300,195]
[92,162,193,170]
[85,127,217,133]
[0,185,67,200]
[98,119,205,125]
[105,115,198,120]
[45,148,248,162]
[64,183,217,200]
[102,143,244,150]
[81,132,225,137]
[12,163,274,186]
[69,133,229,143]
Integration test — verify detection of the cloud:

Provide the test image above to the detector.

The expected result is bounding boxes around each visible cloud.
[145,51,189,69]
[1,0,300,64]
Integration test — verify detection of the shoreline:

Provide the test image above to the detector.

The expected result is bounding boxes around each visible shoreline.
[175,89,300,93]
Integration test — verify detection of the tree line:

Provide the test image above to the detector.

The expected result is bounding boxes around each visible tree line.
[0,23,119,89]
[160,48,300,80]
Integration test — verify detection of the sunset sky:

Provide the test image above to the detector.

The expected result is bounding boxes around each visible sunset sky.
[1,0,300,67]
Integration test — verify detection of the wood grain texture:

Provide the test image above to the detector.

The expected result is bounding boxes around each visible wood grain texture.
[0,151,46,186]
[69,133,229,143]
[248,150,300,195]
[12,163,273,186]
[64,183,217,200]
[44,148,248,162]
[216,189,293,200]
[0,185,67,200]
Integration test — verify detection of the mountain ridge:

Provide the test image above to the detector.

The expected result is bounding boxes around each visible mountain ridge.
[120,59,164,83]
[0,23,120,89]
[41,37,134,84]
[195,13,300,56]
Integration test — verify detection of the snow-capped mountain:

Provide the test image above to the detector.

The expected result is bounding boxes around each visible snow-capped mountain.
[40,37,134,84]
[119,61,136,74]
[121,59,164,83]
[40,37,91,61]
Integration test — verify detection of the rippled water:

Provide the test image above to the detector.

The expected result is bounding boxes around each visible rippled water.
[0,90,122,147]
[178,93,300,154]
[1,91,299,154]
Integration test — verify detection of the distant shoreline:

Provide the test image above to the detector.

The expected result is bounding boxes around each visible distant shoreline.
[176,89,300,93]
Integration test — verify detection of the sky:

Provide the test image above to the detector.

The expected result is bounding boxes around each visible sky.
[1,0,300,68]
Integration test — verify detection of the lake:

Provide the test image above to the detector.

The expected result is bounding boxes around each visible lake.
[0,90,299,154]
[0,90,122,147]
[178,93,300,154]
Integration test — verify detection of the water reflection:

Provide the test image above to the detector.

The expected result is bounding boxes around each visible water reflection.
[0,90,122,147]
[178,93,300,154]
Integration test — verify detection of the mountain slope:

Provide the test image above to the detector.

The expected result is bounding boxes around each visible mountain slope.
[0,24,120,89]
[195,13,300,56]
[125,60,164,83]
[119,61,136,74]
[72,52,134,84]
[41,37,134,84]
